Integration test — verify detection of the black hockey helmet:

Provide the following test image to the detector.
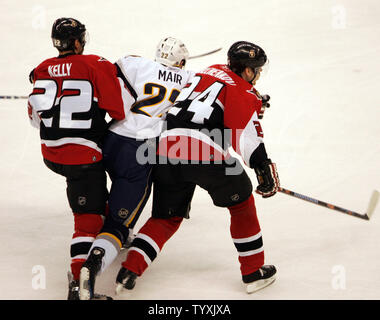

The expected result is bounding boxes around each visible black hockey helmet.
[51,17,86,51]
[227,41,267,75]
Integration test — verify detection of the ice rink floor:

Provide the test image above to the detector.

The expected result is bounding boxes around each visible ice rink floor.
[0,0,379,300]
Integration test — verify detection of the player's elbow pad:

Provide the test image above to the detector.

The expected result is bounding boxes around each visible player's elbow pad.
[249,143,268,169]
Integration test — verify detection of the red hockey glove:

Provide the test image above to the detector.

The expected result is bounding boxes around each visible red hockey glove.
[258,94,270,119]
[27,101,41,128]
[254,159,280,198]
[27,102,33,121]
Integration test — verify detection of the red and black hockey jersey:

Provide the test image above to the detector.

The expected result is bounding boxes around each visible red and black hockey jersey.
[158,64,266,167]
[28,53,127,165]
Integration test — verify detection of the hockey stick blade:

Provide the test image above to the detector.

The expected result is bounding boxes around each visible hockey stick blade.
[365,190,380,220]
[189,47,222,59]
[279,187,378,221]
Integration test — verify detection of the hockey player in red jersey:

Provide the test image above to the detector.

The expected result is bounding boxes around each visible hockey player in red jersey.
[115,41,280,295]
[27,17,126,299]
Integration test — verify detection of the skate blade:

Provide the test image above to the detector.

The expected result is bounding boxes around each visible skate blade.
[79,267,91,300]
[92,293,113,300]
[246,275,276,294]
[115,283,133,299]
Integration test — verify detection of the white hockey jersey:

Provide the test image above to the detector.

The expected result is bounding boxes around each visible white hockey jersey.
[110,55,194,139]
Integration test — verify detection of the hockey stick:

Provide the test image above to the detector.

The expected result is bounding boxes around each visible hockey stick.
[189,47,222,59]
[1,49,223,100]
[0,95,28,99]
[278,187,379,221]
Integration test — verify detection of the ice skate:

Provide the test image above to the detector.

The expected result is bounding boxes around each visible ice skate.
[68,266,112,300]
[67,272,80,300]
[243,265,277,293]
[79,247,112,300]
[115,267,138,295]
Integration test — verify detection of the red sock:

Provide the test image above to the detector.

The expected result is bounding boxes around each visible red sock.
[122,217,183,276]
[228,195,264,275]
[70,213,103,280]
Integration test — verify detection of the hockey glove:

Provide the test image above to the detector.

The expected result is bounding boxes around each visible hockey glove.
[29,69,35,84]
[254,159,280,198]
[258,94,270,119]
[27,101,41,129]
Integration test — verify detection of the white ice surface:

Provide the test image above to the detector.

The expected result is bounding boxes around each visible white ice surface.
[0,0,380,300]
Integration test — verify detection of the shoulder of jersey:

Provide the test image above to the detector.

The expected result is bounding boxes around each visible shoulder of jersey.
[121,54,145,62]
[123,54,142,59]
[35,56,59,70]
[119,54,155,68]
[81,54,111,63]
[196,64,242,87]
[35,54,109,68]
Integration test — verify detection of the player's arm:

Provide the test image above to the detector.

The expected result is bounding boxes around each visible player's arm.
[27,68,41,129]
[238,113,280,198]
[225,93,279,198]
[92,57,129,121]
[114,57,138,106]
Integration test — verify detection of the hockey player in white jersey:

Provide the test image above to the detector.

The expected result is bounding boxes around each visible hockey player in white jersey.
[79,37,193,299]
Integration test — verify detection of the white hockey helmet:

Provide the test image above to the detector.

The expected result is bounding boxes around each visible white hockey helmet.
[155,37,189,68]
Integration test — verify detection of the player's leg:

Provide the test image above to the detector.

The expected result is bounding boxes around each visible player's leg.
[44,159,107,299]
[65,162,107,277]
[103,132,155,230]
[90,133,153,268]
[115,160,194,293]
[184,159,276,293]
[228,195,276,293]
[79,133,153,299]
[116,216,184,294]
[90,167,153,273]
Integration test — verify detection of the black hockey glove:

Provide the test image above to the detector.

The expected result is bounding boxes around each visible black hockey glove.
[29,69,35,84]
[258,94,270,119]
[254,159,280,198]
